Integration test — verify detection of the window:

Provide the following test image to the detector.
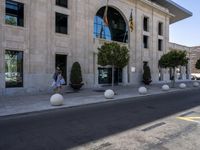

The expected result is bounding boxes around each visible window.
[5,50,23,88]
[158,39,163,51]
[5,0,24,27]
[56,12,68,34]
[158,22,163,35]
[94,7,128,43]
[56,0,68,8]
[143,35,149,49]
[143,16,149,32]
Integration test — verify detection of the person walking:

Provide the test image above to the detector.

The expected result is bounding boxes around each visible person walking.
[52,68,65,93]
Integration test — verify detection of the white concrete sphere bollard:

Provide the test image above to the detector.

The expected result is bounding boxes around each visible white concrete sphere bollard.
[179,83,186,89]
[162,85,170,91]
[138,87,147,95]
[193,82,200,87]
[104,89,115,99]
[50,94,64,106]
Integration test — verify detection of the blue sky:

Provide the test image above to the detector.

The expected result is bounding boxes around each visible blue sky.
[170,0,200,47]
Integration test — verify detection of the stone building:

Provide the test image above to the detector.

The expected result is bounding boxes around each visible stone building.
[190,46,200,74]
[0,0,192,95]
[169,42,191,81]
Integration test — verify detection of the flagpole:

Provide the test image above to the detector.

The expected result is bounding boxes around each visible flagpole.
[103,0,109,26]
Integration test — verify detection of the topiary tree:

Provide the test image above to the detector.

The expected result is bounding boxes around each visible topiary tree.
[143,62,152,85]
[98,42,129,88]
[195,59,200,70]
[70,62,83,90]
[159,50,188,87]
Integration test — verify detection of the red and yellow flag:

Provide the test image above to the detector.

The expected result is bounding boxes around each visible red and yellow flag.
[129,9,134,32]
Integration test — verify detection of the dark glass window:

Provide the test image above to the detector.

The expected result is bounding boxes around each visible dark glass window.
[143,17,149,32]
[56,12,68,34]
[94,7,128,43]
[158,22,163,35]
[5,50,23,88]
[158,39,163,51]
[143,35,149,49]
[5,0,24,27]
[98,68,122,84]
[56,0,68,8]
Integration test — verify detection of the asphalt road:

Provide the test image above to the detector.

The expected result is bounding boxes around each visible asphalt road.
[0,88,200,150]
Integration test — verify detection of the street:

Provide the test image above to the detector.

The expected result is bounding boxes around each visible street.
[0,88,200,150]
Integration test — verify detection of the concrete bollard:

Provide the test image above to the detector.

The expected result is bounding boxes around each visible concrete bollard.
[193,82,200,87]
[104,89,115,99]
[50,94,64,106]
[162,85,170,91]
[179,83,186,89]
[138,87,147,95]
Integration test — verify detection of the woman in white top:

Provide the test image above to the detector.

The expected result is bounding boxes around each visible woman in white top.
[52,69,65,93]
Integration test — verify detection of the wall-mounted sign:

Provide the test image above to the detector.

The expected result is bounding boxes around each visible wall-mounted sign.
[131,67,136,73]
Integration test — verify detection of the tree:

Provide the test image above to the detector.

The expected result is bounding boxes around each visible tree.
[98,42,129,88]
[70,62,83,90]
[195,59,200,70]
[143,62,152,85]
[159,50,188,87]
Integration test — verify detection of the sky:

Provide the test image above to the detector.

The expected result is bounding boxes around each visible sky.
[169,0,200,47]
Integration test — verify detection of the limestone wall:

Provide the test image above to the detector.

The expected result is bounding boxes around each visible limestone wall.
[0,0,173,95]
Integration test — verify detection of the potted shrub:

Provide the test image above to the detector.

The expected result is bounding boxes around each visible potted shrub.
[70,62,84,90]
[143,62,152,85]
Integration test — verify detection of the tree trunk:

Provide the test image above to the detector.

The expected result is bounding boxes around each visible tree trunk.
[112,65,114,89]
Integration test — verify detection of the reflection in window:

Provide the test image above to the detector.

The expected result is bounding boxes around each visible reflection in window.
[5,50,23,88]
[5,0,24,27]
[94,7,128,43]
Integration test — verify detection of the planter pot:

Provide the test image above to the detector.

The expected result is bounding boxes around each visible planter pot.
[70,83,84,90]
[143,80,152,85]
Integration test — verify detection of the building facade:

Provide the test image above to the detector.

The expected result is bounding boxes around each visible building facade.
[0,0,192,95]
[190,46,200,74]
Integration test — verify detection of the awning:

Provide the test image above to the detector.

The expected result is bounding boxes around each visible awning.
[151,0,192,24]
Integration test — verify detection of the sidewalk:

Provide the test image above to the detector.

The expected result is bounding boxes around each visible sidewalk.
[0,83,198,117]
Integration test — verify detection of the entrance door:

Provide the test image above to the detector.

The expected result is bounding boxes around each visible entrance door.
[98,67,122,84]
[55,54,67,84]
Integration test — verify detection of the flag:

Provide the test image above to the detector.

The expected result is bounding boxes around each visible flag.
[129,10,134,32]
[103,0,109,26]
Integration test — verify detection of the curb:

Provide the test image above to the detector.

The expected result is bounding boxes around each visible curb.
[0,87,199,120]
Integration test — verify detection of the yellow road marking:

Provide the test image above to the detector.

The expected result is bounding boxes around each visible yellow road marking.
[177,117,200,123]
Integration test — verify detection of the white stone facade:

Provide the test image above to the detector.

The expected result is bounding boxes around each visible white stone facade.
[0,0,191,95]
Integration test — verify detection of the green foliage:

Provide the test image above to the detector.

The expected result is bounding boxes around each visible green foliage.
[195,59,200,69]
[159,50,188,68]
[159,50,188,87]
[98,42,129,68]
[143,62,152,84]
[70,62,83,84]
